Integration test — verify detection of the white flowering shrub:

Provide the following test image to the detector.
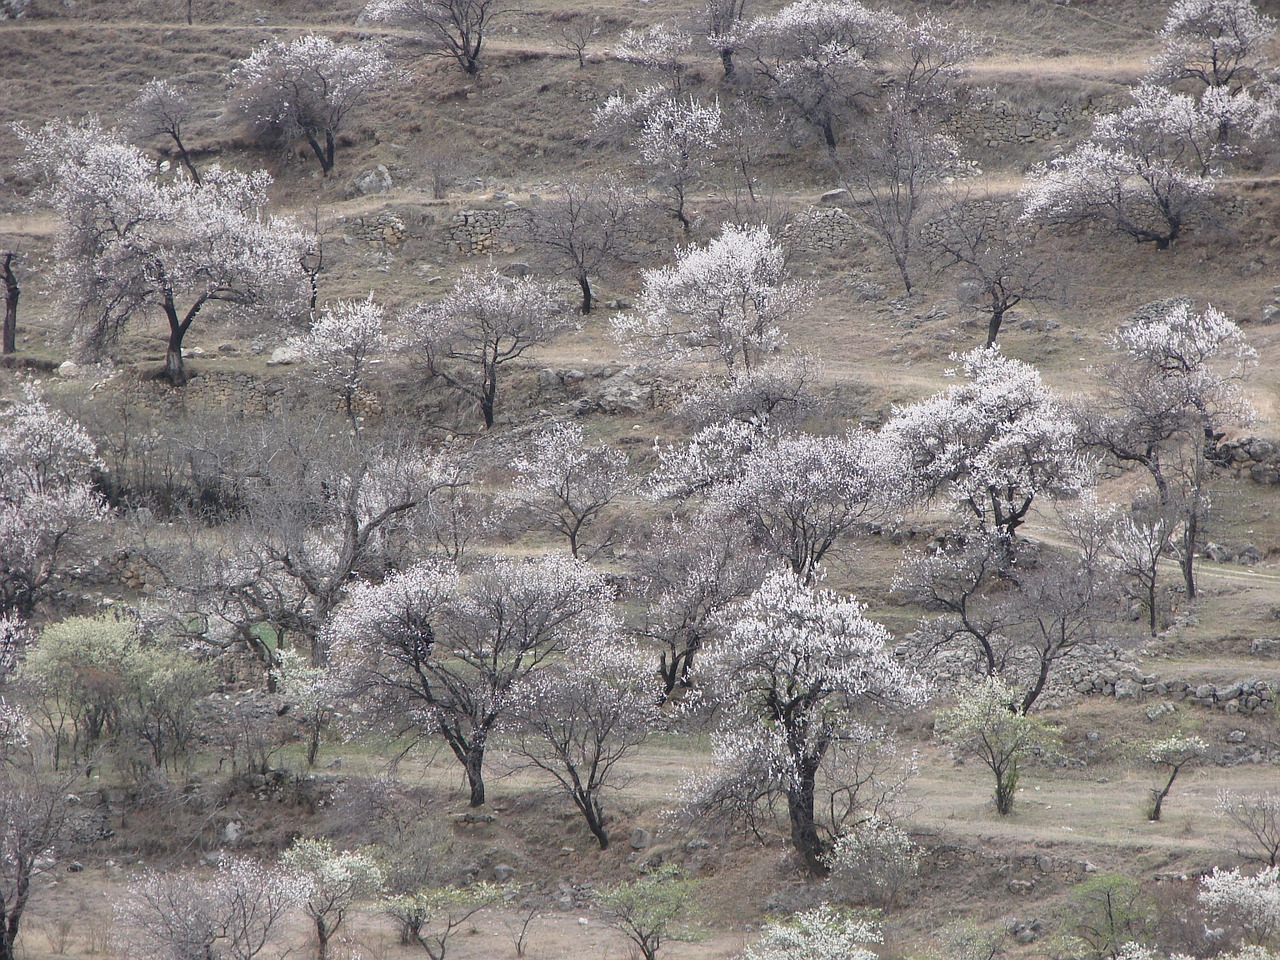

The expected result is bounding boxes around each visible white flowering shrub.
[826,817,921,910]
[384,882,505,954]
[118,855,305,960]
[614,223,809,371]
[1146,734,1206,821]
[281,838,384,960]
[936,676,1053,815]
[743,904,881,960]
[1199,866,1280,946]
[273,648,344,766]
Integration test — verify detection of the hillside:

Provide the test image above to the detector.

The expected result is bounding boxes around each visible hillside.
[2,0,1280,959]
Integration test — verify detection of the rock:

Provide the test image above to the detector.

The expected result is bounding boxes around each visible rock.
[1226,730,1248,744]
[1206,542,1233,563]
[1114,679,1139,699]
[1145,701,1177,722]
[1194,684,1215,700]
[493,863,516,882]
[1007,880,1035,894]
[222,821,242,843]
[594,370,650,414]
[57,360,80,377]
[267,345,303,366]
[630,828,652,850]
[1251,638,1280,658]
[819,188,849,203]
[350,164,392,197]
[1261,304,1280,325]
[502,261,532,279]
[67,861,84,873]
[1238,545,1263,565]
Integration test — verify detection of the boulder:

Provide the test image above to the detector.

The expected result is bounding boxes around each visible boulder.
[630,828,652,850]
[267,345,303,366]
[350,164,392,197]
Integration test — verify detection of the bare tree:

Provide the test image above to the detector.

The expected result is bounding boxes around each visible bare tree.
[520,177,644,315]
[0,759,73,960]
[364,0,503,75]
[928,186,1057,346]
[554,12,599,68]
[129,79,201,183]
[835,98,960,295]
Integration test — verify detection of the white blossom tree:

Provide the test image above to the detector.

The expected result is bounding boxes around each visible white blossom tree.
[0,386,107,618]
[117,856,304,960]
[128,78,201,183]
[1146,734,1206,821]
[936,676,1054,815]
[705,428,909,581]
[738,0,902,148]
[507,642,665,849]
[330,555,616,807]
[508,421,633,560]
[405,270,572,430]
[230,35,395,176]
[1081,298,1255,598]
[280,838,385,960]
[19,117,306,385]
[614,223,810,371]
[882,346,1087,541]
[272,648,343,766]
[703,0,750,78]
[1021,84,1222,250]
[288,294,388,431]
[364,0,504,75]
[596,89,722,234]
[1149,0,1278,142]
[697,570,927,873]
[616,22,694,91]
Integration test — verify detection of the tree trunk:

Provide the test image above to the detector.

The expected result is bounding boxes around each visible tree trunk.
[994,761,1017,815]
[479,369,497,430]
[465,744,486,807]
[2,252,17,355]
[1181,510,1198,600]
[1149,767,1180,821]
[315,915,333,960]
[578,796,610,850]
[577,274,593,315]
[786,769,828,876]
[306,132,334,177]
[171,135,201,185]
[821,116,836,150]
[719,48,735,78]
[164,316,188,385]
[986,305,1005,347]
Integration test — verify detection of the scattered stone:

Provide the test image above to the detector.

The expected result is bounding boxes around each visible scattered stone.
[67,861,84,873]
[819,188,849,203]
[222,821,242,844]
[630,828,652,851]
[502,261,532,279]
[1007,880,1035,894]
[267,345,303,366]
[1145,701,1177,721]
[57,360,80,377]
[494,863,516,882]
[1226,730,1248,744]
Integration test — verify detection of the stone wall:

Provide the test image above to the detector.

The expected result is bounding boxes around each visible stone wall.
[1213,436,1280,485]
[947,89,1101,148]
[447,206,523,254]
